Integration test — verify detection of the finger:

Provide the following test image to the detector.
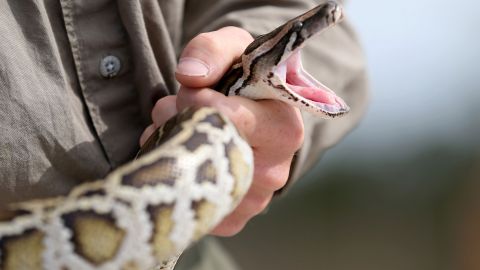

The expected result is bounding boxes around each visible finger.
[177,86,304,152]
[151,95,178,128]
[252,152,294,192]
[175,26,253,88]
[210,186,273,237]
[139,124,156,146]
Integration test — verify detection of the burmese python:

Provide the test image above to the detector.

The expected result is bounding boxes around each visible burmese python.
[0,2,348,269]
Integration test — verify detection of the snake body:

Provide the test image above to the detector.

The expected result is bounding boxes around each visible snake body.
[0,2,347,270]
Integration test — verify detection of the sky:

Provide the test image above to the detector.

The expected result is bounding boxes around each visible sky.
[328,0,480,158]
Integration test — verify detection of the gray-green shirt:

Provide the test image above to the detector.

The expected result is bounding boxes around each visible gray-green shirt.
[0,0,368,268]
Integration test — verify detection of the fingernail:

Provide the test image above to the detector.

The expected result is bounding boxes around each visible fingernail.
[176,57,210,77]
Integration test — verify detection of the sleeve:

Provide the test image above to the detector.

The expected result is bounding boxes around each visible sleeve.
[182,0,369,192]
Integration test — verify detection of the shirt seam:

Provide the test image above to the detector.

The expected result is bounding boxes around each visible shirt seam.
[59,0,114,169]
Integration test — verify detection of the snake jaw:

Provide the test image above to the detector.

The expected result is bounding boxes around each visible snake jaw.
[267,1,349,117]
[215,0,348,118]
[273,50,349,117]
[217,1,349,118]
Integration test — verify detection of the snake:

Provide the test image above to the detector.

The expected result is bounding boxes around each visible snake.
[0,2,348,270]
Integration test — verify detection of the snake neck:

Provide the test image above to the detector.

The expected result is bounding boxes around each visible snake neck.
[215,1,349,118]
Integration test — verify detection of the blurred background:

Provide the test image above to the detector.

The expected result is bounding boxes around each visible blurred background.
[221,1,480,269]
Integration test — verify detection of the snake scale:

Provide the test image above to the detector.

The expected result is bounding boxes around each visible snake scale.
[0,2,348,269]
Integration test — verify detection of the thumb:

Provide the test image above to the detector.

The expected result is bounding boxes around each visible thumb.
[175,26,253,88]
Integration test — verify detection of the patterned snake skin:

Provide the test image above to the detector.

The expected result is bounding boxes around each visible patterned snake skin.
[0,2,347,269]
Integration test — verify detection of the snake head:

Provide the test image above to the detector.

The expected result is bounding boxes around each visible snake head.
[217,1,349,118]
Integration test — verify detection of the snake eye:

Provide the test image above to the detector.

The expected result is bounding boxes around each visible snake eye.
[292,21,303,31]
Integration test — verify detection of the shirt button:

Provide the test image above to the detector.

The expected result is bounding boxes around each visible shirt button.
[100,55,121,78]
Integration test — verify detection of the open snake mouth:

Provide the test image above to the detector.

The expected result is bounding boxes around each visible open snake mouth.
[274,50,349,115]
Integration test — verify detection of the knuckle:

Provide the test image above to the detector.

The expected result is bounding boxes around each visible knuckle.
[246,193,271,215]
[214,192,271,236]
[219,26,253,43]
[265,174,289,192]
[176,86,192,109]
[288,121,305,150]
[139,124,155,146]
[193,32,224,55]
[262,101,305,153]
[151,100,163,123]
[255,166,289,191]
[226,222,246,236]
[151,96,176,126]
[278,117,304,152]
[214,217,247,237]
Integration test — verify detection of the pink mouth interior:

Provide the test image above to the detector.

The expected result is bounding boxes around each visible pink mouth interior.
[286,80,337,104]
[274,51,348,111]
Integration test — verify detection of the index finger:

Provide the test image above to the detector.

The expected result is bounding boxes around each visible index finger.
[176,86,304,152]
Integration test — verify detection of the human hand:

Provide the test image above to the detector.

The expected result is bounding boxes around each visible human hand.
[140,26,304,236]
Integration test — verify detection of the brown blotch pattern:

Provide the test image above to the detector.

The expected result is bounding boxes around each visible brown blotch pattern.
[225,140,250,202]
[137,108,197,157]
[195,159,217,184]
[62,211,125,266]
[215,64,243,95]
[200,113,226,129]
[147,204,175,260]
[191,200,217,240]
[0,209,31,222]
[122,157,178,188]
[77,188,106,198]
[0,229,44,270]
[182,131,210,152]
